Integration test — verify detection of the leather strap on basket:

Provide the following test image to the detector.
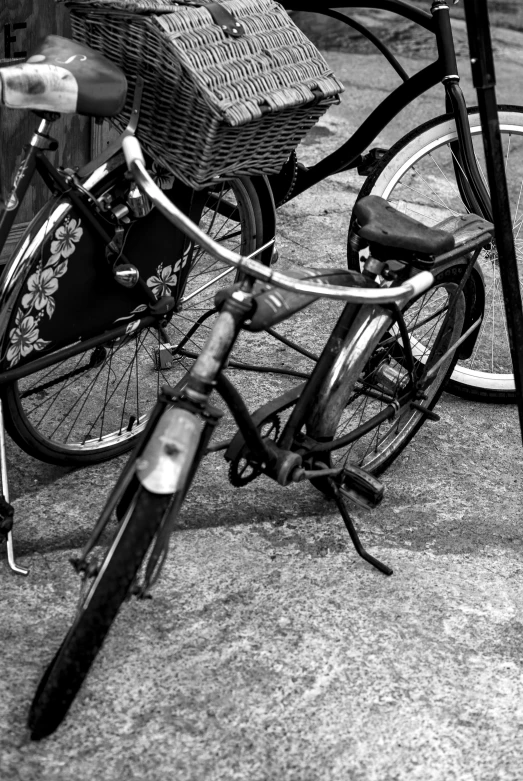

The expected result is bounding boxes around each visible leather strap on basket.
[67,1,245,37]
[156,1,245,37]
[204,3,244,37]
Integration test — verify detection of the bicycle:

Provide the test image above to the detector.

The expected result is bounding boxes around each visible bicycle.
[27,133,493,740]
[0,2,514,575]
[0,34,278,573]
[269,0,523,401]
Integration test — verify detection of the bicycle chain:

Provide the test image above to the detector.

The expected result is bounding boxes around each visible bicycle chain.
[228,413,281,487]
[269,150,299,207]
[278,150,299,206]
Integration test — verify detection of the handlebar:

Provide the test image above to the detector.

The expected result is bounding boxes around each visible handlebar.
[122,136,434,306]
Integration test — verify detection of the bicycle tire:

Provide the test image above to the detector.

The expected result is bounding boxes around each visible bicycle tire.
[1,159,270,465]
[308,257,477,487]
[347,106,523,402]
[28,485,172,740]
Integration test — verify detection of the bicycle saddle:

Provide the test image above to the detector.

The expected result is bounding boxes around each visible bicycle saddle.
[0,35,127,117]
[353,195,455,260]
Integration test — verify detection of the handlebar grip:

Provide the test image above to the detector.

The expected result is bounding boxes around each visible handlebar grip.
[405,271,434,299]
[122,134,146,168]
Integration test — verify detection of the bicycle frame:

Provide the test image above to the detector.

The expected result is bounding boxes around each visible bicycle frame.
[75,243,480,585]
[73,282,394,569]
[280,1,491,217]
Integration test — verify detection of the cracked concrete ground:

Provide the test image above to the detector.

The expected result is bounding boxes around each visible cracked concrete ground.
[2,13,523,781]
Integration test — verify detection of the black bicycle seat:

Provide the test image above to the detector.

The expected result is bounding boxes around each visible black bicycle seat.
[353,195,455,259]
[0,35,127,117]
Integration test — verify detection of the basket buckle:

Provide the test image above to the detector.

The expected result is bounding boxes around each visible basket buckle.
[206,2,245,37]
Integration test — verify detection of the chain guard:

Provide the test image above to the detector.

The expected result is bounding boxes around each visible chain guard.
[228,413,280,487]
[267,150,299,207]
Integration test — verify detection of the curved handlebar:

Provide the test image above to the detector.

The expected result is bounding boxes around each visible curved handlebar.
[122,136,434,306]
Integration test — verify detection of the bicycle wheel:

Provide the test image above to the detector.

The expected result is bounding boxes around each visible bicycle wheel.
[308,257,476,485]
[1,159,270,465]
[28,485,172,740]
[348,106,523,401]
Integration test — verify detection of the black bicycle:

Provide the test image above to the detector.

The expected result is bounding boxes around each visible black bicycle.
[272,0,523,401]
[27,133,493,740]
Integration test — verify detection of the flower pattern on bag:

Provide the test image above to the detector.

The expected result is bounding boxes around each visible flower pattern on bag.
[146,250,191,300]
[49,218,84,259]
[141,164,189,302]
[6,216,83,367]
[146,264,179,298]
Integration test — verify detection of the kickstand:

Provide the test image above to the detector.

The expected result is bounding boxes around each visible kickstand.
[0,400,28,576]
[329,479,392,576]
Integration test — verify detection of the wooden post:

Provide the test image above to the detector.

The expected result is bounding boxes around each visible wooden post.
[0,0,91,261]
[464,0,523,442]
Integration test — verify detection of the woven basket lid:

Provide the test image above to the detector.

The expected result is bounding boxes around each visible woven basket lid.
[67,0,344,126]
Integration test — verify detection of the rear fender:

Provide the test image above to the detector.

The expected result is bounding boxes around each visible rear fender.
[458,260,485,360]
[250,174,276,266]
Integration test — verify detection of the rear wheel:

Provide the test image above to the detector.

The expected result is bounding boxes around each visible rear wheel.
[28,486,172,740]
[348,107,523,401]
[308,259,474,487]
[2,167,270,465]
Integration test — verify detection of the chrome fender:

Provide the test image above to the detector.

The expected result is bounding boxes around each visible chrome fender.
[308,305,394,439]
[136,407,201,494]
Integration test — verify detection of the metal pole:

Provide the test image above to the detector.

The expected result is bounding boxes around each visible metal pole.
[464,0,523,443]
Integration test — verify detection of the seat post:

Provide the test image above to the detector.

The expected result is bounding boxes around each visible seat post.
[362,253,386,280]
[30,113,60,147]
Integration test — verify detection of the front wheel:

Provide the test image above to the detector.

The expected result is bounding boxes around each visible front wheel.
[28,486,173,740]
[308,258,476,486]
[348,106,523,402]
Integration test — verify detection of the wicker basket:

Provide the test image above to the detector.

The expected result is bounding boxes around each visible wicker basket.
[66,0,344,188]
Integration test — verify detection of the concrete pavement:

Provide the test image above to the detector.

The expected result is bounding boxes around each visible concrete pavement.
[2,18,523,781]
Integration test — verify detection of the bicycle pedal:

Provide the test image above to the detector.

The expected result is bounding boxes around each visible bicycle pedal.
[338,464,384,510]
[153,344,175,370]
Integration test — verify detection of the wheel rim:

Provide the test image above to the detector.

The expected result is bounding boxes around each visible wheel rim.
[10,178,259,458]
[370,112,523,393]
[318,280,465,474]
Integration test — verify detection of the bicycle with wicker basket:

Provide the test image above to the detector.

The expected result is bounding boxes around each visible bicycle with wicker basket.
[68,0,523,401]
[66,0,523,401]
